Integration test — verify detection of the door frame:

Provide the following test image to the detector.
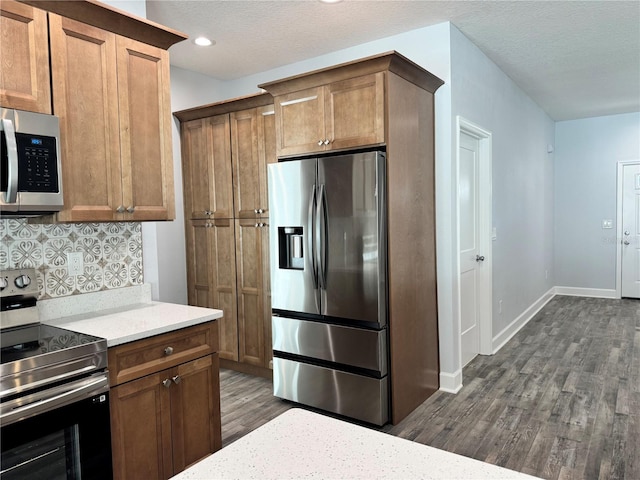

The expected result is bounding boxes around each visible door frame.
[455,116,493,363]
[616,159,640,298]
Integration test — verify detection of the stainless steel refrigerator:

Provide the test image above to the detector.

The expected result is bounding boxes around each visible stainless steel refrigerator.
[268,150,389,425]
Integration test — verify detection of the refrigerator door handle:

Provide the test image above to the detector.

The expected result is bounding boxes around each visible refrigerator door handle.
[308,184,318,290]
[318,183,328,290]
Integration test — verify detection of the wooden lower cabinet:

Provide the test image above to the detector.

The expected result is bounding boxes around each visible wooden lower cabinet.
[235,219,271,368]
[109,323,221,480]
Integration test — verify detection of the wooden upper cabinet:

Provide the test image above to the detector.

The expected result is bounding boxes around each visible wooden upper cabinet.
[231,104,276,218]
[117,36,174,221]
[49,14,122,222]
[49,14,175,222]
[0,0,51,113]
[181,115,233,220]
[274,86,325,157]
[325,73,385,151]
[269,73,385,157]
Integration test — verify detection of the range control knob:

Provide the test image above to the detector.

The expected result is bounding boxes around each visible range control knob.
[14,274,31,289]
[0,277,7,291]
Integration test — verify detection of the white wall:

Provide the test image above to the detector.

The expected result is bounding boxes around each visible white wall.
[446,26,555,387]
[554,112,640,291]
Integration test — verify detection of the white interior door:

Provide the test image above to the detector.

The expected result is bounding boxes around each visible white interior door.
[459,131,482,366]
[621,163,640,298]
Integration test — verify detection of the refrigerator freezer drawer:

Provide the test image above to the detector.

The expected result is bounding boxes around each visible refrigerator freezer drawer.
[272,316,387,375]
[273,357,389,426]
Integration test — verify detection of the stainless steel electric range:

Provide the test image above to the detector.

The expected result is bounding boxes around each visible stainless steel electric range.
[0,268,113,479]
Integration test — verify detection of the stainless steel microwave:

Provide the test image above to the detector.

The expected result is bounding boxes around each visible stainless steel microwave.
[0,108,64,215]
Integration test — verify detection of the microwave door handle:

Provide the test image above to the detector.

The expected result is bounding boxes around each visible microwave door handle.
[1,118,18,204]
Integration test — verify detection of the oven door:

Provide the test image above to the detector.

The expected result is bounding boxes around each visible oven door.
[0,379,112,480]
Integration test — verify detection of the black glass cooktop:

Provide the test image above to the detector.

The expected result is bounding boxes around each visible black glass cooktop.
[0,323,104,365]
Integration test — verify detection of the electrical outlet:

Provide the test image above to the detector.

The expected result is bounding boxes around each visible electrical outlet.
[67,252,84,276]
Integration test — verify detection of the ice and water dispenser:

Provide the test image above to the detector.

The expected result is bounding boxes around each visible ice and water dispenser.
[278,227,304,270]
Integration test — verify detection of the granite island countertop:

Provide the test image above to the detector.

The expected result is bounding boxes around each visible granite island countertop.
[39,284,222,346]
[171,408,541,480]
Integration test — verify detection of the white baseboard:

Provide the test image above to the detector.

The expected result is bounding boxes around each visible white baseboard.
[491,287,556,354]
[553,286,617,299]
[439,370,463,393]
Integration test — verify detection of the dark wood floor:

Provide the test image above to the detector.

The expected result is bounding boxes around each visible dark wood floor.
[219,295,640,479]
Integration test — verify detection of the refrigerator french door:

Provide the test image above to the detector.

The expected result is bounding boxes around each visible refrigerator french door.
[268,150,389,425]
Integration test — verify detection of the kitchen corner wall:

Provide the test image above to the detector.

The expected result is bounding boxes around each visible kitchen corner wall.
[0,219,143,299]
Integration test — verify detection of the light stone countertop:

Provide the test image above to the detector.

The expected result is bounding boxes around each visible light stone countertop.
[40,285,222,346]
[171,408,541,480]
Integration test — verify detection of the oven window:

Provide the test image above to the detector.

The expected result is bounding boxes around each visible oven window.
[1,426,81,479]
[1,392,112,480]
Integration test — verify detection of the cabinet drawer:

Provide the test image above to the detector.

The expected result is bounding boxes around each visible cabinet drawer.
[108,322,219,386]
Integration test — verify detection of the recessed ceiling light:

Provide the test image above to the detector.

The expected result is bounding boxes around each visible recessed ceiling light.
[319,0,343,3]
[193,36,214,47]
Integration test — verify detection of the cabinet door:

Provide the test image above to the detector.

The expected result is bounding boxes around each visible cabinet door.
[0,0,51,113]
[325,72,385,151]
[117,36,174,221]
[170,354,222,472]
[230,108,261,218]
[261,219,273,367]
[186,219,239,360]
[257,105,277,217]
[182,115,232,220]
[235,219,268,367]
[110,372,173,480]
[274,86,325,157]
[49,14,122,222]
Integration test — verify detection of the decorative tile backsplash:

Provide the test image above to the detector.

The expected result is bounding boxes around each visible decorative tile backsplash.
[0,219,143,299]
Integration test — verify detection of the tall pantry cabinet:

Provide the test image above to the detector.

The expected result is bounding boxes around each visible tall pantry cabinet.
[175,93,275,377]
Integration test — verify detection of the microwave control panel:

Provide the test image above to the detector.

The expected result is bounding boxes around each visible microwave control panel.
[15,133,59,193]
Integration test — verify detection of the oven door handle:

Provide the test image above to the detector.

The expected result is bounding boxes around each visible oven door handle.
[0,374,109,427]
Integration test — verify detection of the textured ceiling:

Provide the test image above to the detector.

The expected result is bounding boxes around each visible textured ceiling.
[145,0,640,121]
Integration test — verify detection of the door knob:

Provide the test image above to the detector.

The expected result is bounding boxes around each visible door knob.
[624,230,630,236]
[126,206,135,213]
[164,346,174,356]
[172,375,181,385]
[162,379,172,388]
[476,255,485,262]
[116,205,125,213]
[624,240,630,245]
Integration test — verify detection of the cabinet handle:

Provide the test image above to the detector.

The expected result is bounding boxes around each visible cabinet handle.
[317,140,323,146]
[164,346,174,356]
[126,206,135,213]
[257,208,264,214]
[172,375,181,385]
[162,379,172,388]
[254,209,259,214]
[323,139,331,145]
[116,205,125,213]
[254,223,259,227]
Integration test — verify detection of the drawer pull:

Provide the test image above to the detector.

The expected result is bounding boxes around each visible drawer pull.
[164,346,174,356]
[162,378,171,388]
[172,375,181,385]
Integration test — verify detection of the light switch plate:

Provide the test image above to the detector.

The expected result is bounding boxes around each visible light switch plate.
[602,219,613,229]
